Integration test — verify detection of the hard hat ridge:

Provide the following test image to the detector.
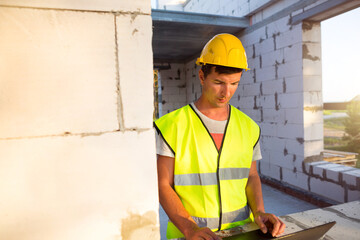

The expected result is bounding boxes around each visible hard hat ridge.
[196,33,249,71]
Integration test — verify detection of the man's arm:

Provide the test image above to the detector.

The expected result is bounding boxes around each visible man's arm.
[157,154,221,240]
[245,161,286,237]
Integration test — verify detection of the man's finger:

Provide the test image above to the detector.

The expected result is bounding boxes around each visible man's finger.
[275,219,286,236]
[255,216,268,233]
[268,215,282,237]
[203,228,222,240]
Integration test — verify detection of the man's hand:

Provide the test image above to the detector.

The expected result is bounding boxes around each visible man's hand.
[184,226,222,240]
[254,211,285,237]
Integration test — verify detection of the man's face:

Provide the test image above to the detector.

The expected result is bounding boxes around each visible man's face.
[199,67,242,108]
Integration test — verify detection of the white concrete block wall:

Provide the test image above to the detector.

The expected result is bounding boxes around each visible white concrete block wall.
[308,162,360,203]
[230,14,307,186]
[0,2,159,240]
[185,59,202,104]
[302,22,323,148]
[157,63,187,116]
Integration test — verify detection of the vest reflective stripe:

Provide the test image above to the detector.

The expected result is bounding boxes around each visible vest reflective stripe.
[174,168,250,186]
[155,105,260,239]
[192,205,250,229]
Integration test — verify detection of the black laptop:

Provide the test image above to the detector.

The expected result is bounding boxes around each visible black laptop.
[223,221,336,240]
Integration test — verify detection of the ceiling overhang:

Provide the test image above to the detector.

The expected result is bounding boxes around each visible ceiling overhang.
[152,9,249,64]
[292,0,360,24]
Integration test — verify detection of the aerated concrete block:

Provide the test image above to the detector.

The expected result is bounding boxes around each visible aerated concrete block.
[261,162,282,181]
[261,49,284,68]
[277,123,304,139]
[304,91,322,106]
[342,169,360,187]
[285,108,304,124]
[255,38,275,55]
[303,75,322,92]
[326,164,354,182]
[278,93,303,108]
[304,140,323,158]
[269,150,296,170]
[262,108,285,123]
[303,109,323,125]
[283,43,302,62]
[277,59,303,78]
[258,161,271,176]
[266,16,291,37]
[275,26,302,50]
[309,177,344,203]
[303,43,321,61]
[282,168,309,191]
[285,138,305,156]
[0,7,119,138]
[302,22,321,42]
[312,163,334,176]
[236,96,253,108]
[304,123,323,141]
[241,109,262,122]
[262,136,287,153]
[243,83,261,97]
[259,122,277,137]
[241,26,267,46]
[239,72,254,85]
[261,80,283,95]
[116,14,154,129]
[258,95,276,109]
[347,189,360,202]
[326,165,354,182]
[0,130,159,240]
[284,75,303,93]
[256,65,276,82]
[303,56,322,75]
[162,86,180,95]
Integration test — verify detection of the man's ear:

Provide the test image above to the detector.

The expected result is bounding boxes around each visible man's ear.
[199,69,205,86]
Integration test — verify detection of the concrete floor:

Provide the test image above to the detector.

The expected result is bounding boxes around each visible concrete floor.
[158,184,318,239]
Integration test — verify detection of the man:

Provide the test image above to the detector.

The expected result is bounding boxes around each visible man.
[154,33,285,240]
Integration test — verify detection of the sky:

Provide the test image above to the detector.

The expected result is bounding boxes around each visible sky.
[151,1,360,103]
[321,7,360,103]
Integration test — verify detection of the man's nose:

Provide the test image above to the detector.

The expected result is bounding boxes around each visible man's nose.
[222,84,231,98]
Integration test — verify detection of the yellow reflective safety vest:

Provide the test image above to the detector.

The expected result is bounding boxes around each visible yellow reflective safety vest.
[154,104,260,239]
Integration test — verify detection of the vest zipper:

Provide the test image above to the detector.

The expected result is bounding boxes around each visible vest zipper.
[189,104,231,232]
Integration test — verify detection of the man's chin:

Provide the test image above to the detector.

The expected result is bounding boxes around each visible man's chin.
[214,102,228,108]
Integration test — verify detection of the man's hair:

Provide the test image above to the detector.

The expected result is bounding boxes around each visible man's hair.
[201,64,243,78]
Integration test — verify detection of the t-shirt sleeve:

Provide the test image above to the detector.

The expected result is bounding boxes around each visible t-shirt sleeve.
[156,131,175,158]
[252,141,262,161]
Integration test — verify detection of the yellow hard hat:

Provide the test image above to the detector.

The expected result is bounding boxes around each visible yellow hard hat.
[196,33,249,71]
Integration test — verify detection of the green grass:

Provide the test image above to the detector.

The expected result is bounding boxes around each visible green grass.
[323,137,349,151]
[324,117,346,130]
[323,110,347,115]
[324,137,344,145]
